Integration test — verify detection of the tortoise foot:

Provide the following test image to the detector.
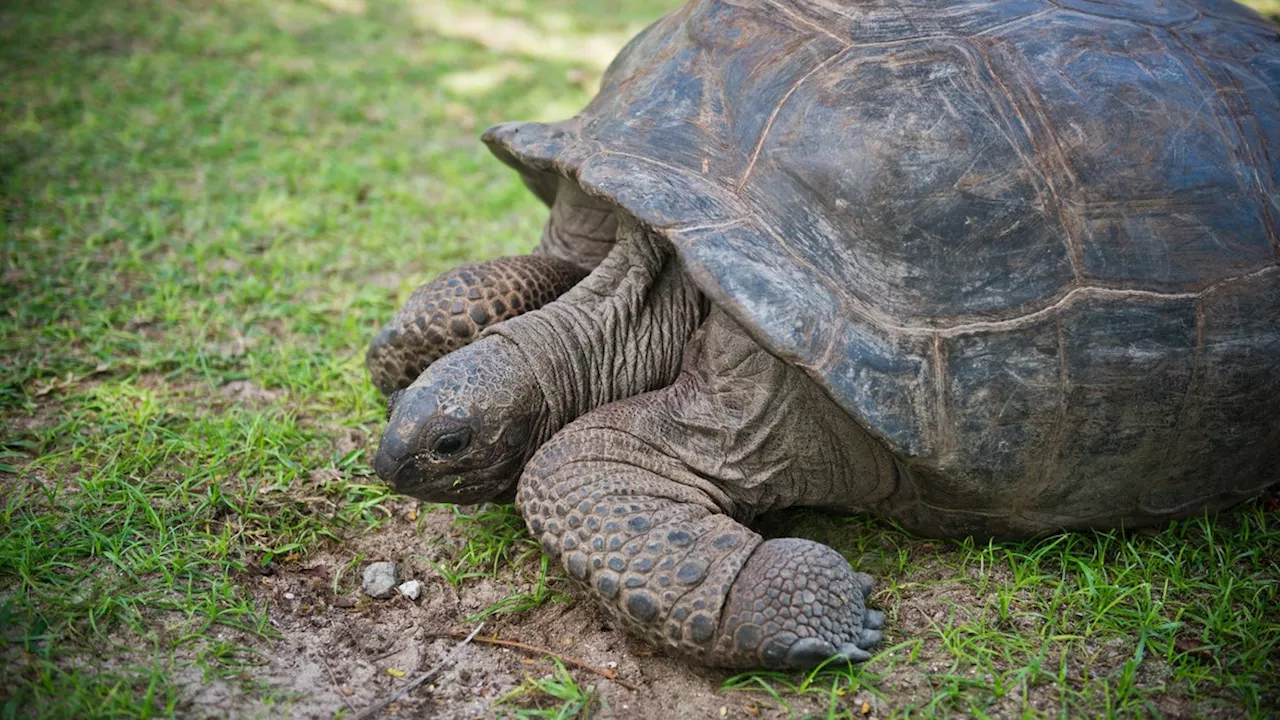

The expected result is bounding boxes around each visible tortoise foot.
[717,538,883,669]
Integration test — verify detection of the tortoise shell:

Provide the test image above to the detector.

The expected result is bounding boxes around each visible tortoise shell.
[483,0,1280,535]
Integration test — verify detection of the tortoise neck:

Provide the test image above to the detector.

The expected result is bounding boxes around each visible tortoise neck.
[531,179,618,272]
[490,217,708,444]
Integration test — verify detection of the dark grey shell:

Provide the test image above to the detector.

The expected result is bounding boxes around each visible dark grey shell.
[484,0,1280,536]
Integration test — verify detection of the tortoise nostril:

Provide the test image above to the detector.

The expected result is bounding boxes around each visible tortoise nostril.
[432,428,472,456]
[385,389,406,421]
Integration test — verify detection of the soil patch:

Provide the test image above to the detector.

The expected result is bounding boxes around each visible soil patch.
[180,503,852,719]
[170,499,1262,718]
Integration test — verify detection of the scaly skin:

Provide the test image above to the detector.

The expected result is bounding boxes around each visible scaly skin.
[366,179,617,396]
[516,308,893,667]
[531,178,617,271]
[366,256,586,395]
[372,221,890,668]
[373,217,707,501]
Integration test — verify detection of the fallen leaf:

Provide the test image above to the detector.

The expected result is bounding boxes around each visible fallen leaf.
[1264,490,1279,513]
[32,363,111,396]
[1174,636,1214,663]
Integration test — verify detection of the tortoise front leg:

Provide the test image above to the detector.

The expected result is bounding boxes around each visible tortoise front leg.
[518,412,884,669]
[518,307,893,667]
[366,179,615,396]
[366,256,586,395]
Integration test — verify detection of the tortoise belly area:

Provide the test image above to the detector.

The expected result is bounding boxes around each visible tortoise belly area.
[882,463,1278,542]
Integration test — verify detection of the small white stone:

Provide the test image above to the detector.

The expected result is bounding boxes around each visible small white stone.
[283,592,296,600]
[362,561,399,599]
[605,661,617,669]
[397,579,422,600]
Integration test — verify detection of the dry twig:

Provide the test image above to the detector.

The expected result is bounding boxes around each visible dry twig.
[319,656,356,713]
[353,623,486,719]
[425,631,640,692]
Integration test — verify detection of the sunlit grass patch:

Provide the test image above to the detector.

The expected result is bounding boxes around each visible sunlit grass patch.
[1248,0,1280,19]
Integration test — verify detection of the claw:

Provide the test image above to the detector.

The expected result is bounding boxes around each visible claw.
[864,609,886,630]
[782,637,837,668]
[858,628,883,649]
[853,572,875,597]
[835,643,873,663]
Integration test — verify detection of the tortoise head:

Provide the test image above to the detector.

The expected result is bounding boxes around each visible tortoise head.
[373,336,543,504]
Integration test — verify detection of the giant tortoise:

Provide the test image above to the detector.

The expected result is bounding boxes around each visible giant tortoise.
[367,0,1280,669]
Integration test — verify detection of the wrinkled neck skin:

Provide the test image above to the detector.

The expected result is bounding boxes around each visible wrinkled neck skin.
[374,214,707,504]
[491,215,709,451]
[532,178,618,272]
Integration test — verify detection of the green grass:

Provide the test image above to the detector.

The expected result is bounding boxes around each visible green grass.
[735,506,1280,717]
[1,0,1277,718]
[499,659,599,719]
[423,503,570,623]
[0,0,659,714]
[1251,0,1280,19]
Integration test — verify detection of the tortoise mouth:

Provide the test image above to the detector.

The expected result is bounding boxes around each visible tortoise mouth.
[380,453,523,505]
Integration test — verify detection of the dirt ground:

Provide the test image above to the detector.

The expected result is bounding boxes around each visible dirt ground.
[180,501,857,720]
[167,495,1243,720]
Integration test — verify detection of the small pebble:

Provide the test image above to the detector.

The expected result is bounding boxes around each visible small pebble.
[397,580,422,600]
[362,561,399,599]
[283,592,296,600]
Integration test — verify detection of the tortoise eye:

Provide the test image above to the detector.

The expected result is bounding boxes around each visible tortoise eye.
[432,428,471,456]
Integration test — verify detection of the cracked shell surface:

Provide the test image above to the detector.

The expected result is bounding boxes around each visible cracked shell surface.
[486,0,1280,537]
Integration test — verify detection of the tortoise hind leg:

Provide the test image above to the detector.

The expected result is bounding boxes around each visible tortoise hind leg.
[366,256,586,395]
